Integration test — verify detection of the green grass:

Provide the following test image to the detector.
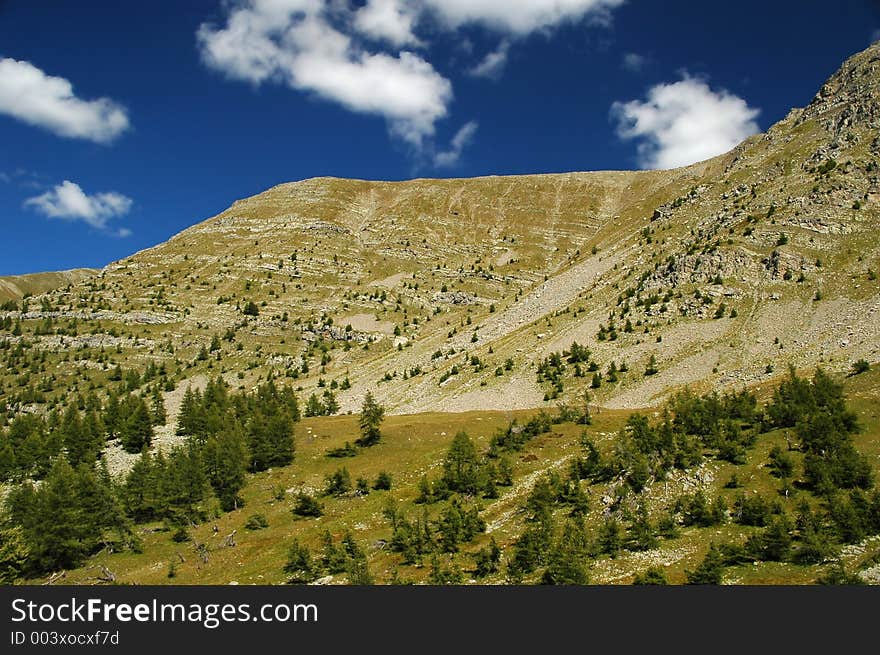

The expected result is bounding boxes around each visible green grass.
[39,367,880,586]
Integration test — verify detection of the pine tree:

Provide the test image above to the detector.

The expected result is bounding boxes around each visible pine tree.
[627,503,658,551]
[122,449,160,523]
[0,524,29,583]
[246,410,273,472]
[598,516,622,557]
[151,388,167,426]
[346,556,373,585]
[542,518,591,585]
[373,471,392,490]
[0,438,16,481]
[321,390,339,415]
[633,567,668,585]
[284,539,317,583]
[686,543,726,584]
[439,502,465,553]
[81,410,105,457]
[204,426,248,511]
[61,405,90,466]
[104,392,121,439]
[7,459,95,572]
[176,386,199,436]
[304,393,324,417]
[75,460,131,549]
[442,431,482,495]
[324,467,352,497]
[292,492,323,518]
[356,391,385,447]
[161,444,208,525]
[473,537,501,577]
[264,410,295,468]
[121,397,153,453]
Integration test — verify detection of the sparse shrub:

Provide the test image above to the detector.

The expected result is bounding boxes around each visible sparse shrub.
[633,567,668,585]
[292,492,323,518]
[686,543,726,584]
[373,471,392,490]
[284,539,317,583]
[324,467,352,497]
[245,513,269,530]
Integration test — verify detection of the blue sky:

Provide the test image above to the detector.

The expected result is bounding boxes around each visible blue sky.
[0,0,878,275]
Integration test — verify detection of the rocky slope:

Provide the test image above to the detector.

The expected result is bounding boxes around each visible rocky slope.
[2,43,879,419]
[0,268,98,303]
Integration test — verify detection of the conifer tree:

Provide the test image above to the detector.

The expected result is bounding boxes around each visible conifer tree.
[356,391,385,447]
[304,393,324,417]
[321,389,339,415]
[122,449,160,522]
[627,503,658,551]
[151,387,167,426]
[598,515,622,557]
[176,386,199,436]
[284,539,317,583]
[121,397,153,453]
[542,518,591,585]
[203,427,248,511]
[0,525,29,583]
[161,444,208,525]
[6,458,110,572]
[686,543,726,584]
[61,405,89,466]
[442,431,482,495]
[104,392,121,440]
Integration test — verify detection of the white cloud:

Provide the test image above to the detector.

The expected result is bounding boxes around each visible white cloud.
[621,52,647,72]
[420,0,625,34]
[0,58,129,143]
[196,1,626,161]
[469,41,510,79]
[197,0,450,149]
[24,180,133,232]
[433,120,478,167]
[611,76,760,170]
[354,0,422,47]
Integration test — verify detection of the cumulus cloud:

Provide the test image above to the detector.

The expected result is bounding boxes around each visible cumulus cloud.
[469,41,511,79]
[196,1,625,162]
[621,52,648,72]
[611,76,760,170]
[24,180,133,233]
[197,0,450,149]
[420,0,625,34]
[354,0,422,47]
[0,58,129,143]
[433,120,478,167]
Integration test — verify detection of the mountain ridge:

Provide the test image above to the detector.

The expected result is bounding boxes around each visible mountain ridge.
[3,42,879,423]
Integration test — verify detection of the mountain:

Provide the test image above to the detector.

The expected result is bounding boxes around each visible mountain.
[9,44,879,419]
[0,268,98,303]
[2,43,880,587]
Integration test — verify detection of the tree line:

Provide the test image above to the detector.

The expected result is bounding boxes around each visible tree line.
[1,377,299,579]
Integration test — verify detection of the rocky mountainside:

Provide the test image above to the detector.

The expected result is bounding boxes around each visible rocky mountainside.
[0,268,98,303]
[3,43,879,423]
